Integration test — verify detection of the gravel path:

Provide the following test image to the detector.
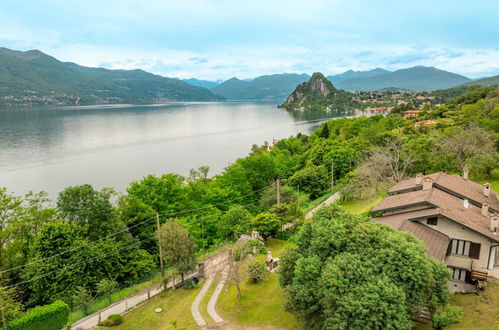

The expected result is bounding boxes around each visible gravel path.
[207,267,229,324]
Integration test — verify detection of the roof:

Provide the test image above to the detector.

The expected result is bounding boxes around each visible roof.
[372,187,499,242]
[374,211,450,261]
[371,189,432,212]
[388,172,499,212]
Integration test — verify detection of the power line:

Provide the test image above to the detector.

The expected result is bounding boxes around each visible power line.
[0,184,273,276]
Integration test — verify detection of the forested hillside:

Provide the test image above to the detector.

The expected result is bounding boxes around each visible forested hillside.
[211,73,309,100]
[0,85,497,327]
[0,47,224,107]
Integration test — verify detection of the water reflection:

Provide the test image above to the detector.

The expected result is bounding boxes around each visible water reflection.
[0,102,351,195]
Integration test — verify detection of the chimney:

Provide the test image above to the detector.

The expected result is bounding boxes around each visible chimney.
[422,178,433,191]
[415,173,423,185]
[484,183,491,198]
[463,168,469,180]
[490,214,499,233]
[481,202,489,217]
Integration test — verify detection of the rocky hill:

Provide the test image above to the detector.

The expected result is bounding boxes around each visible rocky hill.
[279,72,359,111]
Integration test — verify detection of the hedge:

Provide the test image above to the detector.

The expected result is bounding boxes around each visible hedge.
[8,300,70,330]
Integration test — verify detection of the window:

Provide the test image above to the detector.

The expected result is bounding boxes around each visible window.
[447,239,481,259]
[449,267,472,283]
[427,217,438,225]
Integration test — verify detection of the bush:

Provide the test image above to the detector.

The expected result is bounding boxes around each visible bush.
[246,239,267,255]
[432,305,462,330]
[98,314,123,327]
[7,300,70,330]
[182,278,196,290]
[247,260,267,283]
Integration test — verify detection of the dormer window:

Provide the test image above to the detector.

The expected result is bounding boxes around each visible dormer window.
[427,217,438,226]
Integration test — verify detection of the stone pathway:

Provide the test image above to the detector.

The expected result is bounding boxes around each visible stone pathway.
[305,192,341,219]
[191,277,215,327]
[191,250,231,327]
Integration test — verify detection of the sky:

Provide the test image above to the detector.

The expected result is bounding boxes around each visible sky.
[1,0,499,80]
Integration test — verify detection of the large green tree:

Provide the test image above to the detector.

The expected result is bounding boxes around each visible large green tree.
[279,205,450,329]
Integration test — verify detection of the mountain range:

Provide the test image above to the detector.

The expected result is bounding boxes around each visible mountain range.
[0,47,223,107]
[210,73,310,101]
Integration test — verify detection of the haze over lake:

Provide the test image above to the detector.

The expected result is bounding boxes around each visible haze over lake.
[0,102,349,196]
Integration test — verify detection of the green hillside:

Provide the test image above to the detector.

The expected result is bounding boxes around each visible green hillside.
[211,73,310,100]
[464,74,499,86]
[0,47,224,108]
[279,72,359,110]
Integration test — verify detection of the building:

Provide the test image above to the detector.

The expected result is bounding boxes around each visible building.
[371,171,499,292]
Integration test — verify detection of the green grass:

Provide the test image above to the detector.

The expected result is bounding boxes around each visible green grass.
[266,238,293,258]
[113,287,200,330]
[217,273,301,329]
[338,194,384,215]
[301,191,334,213]
[199,277,217,325]
[415,282,499,330]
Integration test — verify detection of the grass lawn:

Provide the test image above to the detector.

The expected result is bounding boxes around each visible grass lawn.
[415,282,499,330]
[114,286,200,330]
[217,273,301,329]
[267,238,293,258]
[338,194,384,215]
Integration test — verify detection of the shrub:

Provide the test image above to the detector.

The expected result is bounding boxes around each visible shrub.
[98,314,123,327]
[432,305,462,330]
[247,260,267,283]
[7,300,70,330]
[246,239,267,255]
[182,278,196,290]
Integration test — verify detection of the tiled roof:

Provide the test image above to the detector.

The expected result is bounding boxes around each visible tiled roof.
[371,189,432,212]
[372,186,499,242]
[373,210,450,261]
[388,172,499,212]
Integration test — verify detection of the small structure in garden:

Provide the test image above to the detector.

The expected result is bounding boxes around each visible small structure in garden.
[266,250,279,272]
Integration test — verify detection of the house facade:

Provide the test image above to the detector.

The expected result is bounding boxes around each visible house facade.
[371,171,499,293]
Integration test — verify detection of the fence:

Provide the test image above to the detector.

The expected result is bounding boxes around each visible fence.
[71,272,197,329]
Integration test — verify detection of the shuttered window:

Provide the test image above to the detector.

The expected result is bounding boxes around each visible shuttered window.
[449,239,480,259]
[449,267,473,283]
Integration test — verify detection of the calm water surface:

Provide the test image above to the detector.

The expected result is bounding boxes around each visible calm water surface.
[0,102,349,196]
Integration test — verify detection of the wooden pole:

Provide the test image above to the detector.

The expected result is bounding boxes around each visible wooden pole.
[331,159,334,191]
[201,216,205,255]
[156,213,164,276]
[278,179,281,203]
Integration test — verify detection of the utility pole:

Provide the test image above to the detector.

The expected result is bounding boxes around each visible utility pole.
[297,185,300,208]
[156,213,164,276]
[201,216,205,255]
[331,159,334,191]
[276,179,281,204]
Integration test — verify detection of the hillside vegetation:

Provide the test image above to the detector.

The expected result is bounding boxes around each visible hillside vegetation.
[0,47,224,107]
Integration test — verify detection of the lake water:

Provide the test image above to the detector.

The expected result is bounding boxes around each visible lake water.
[0,102,350,196]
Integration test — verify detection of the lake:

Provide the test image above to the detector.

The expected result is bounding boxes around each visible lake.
[0,102,350,196]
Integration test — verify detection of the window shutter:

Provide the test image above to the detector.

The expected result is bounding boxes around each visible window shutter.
[469,242,481,259]
[446,241,452,256]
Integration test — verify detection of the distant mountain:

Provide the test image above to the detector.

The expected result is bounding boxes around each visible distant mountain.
[279,72,359,110]
[211,73,310,101]
[0,47,224,108]
[329,66,471,92]
[182,78,222,89]
[463,74,499,87]
[328,68,390,84]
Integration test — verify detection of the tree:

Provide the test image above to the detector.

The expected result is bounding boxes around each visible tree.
[251,213,280,239]
[269,202,303,226]
[218,206,252,241]
[71,286,92,315]
[438,123,495,172]
[158,219,197,288]
[57,185,126,241]
[0,188,22,269]
[96,278,118,305]
[247,260,266,283]
[0,273,23,325]
[279,204,451,329]
[287,165,329,199]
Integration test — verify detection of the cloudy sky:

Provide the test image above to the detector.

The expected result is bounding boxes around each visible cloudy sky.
[1,0,498,80]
